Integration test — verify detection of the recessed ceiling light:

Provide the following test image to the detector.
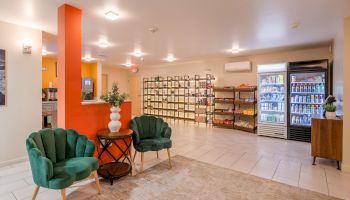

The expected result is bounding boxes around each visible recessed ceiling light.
[105,11,119,21]
[230,48,242,54]
[132,49,144,57]
[83,55,93,62]
[42,48,47,56]
[124,62,133,67]
[164,54,176,62]
[98,40,110,48]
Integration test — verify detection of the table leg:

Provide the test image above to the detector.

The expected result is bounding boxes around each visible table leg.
[337,161,341,170]
[312,157,316,165]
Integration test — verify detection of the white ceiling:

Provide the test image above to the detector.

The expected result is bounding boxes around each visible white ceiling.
[0,0,350,67]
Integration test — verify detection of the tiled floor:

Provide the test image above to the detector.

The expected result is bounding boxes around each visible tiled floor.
[1,122,350,200]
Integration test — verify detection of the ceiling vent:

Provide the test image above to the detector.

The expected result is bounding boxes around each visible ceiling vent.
[224,61,251,72]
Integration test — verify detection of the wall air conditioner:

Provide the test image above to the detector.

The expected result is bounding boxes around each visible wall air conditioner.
[224,61,251,72]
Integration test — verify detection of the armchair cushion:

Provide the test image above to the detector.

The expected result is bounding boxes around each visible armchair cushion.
[49,157,98,189]
[134,138,172,152]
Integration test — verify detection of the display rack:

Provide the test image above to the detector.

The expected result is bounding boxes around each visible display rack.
[212,87,235,129]
[234,87,258,133]
[143,74,215,124]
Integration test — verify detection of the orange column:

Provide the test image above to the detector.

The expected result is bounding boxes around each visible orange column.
[57,4,132,161]
[57,4,82,129]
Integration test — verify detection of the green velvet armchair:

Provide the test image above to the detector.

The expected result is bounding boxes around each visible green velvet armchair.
[131,115,172,172]
[26,128,101,200]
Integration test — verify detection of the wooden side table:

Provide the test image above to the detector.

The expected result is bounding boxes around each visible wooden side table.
[96,129,133,185]
[311,116,343,170]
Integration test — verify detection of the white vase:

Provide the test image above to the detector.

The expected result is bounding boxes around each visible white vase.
[325,111,336,119]
[108,106,121,132]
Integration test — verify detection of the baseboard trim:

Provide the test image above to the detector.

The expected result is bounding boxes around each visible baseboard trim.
[342,163,350,173]
[0,156,28,167]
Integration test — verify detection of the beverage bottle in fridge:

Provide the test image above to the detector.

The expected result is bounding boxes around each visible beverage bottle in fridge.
[291,104,294,113]
[296,84,299,92]
[308,84,311,92]
[311,95,314,103]
[300,84,304,92]
[318,105,323,114]
[311,105,315,114]
[321,84,325,93]
[316,84,320,93]
[299,104,303,113]
[303,105,306,114]
[320,95,324,103]
[312,84,316,92]
[303,96,306,103]
[296,116,300,124]
[307,105,310,114]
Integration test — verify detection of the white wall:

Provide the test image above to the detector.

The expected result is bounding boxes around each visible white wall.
[333,26,344,115]
[102,65,131,95]
[0,21,42,165]
[342,17,350,172]
[137,46,331,87]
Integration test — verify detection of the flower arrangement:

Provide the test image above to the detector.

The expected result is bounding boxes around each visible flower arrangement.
[100,82,128,107]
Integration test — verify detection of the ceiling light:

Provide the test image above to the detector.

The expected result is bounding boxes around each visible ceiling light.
[164,54,176,62]
[83,55,93,62]
[231,48,241,54]
[98,40,110,48]
[132,49,144,57]
[124,61,133,67]
[42,48,47,56]
[105,11,119,21]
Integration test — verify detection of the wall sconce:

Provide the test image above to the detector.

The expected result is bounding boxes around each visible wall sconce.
[22,40,32,54]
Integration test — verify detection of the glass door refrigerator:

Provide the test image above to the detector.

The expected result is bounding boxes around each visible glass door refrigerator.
[287,60,330,142]
[257,63,287,139]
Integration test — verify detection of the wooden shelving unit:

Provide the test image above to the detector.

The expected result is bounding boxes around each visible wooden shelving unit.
[234,87,258,133]
[213,87,235,129]
[143,74,215,124]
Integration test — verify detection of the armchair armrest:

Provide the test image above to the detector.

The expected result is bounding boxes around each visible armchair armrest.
[161,123,172,138]
[27,147,53,187]
[131,120,141,144]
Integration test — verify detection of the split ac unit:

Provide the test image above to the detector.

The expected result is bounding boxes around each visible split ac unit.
[224,61,251,72]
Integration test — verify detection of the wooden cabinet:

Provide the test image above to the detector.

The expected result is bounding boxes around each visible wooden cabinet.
[311,116,342,170]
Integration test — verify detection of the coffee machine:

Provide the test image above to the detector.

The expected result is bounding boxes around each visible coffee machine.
[82,78,94,100]
[43,88,58,101]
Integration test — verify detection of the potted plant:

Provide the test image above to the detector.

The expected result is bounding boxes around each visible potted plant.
[323,95,337,119]
[100,83,128,132]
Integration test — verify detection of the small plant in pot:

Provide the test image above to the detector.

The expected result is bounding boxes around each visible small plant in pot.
[100,83,128,132]
[323,95,337,119]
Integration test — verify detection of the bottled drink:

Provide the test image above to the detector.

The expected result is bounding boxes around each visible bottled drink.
[311,95,314,103]
[308,84,311,92]
[296,84,299,92]
[316,84,320,93]
[312,84,316,92]
[303,96,306,103]
[300,84,304,92]
[311,105,315,114]
[320,84,325,93]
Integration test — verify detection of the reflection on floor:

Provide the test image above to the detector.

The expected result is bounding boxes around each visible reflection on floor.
[0,122,349,200]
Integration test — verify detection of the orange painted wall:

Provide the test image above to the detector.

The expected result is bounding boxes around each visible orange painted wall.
[82,62,97,97]
[57,4,132,163]
[42,57,58,88]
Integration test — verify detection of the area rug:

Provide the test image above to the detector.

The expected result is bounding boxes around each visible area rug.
[68,156,339,200]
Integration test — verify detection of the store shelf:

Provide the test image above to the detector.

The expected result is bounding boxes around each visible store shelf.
[234,125,256,133]
[214,112,234,116]
[214,100,234,104]
[235,87,257,92]
[213,123,234,129]
[234,100,256,105]
[213,88,235,92]
[234,113,257,117]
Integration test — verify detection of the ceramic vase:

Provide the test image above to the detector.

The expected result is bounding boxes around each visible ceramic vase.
[108,106,121,132]
[325,111,336,119]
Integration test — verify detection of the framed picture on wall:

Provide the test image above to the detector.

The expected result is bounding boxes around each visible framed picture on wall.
[0,49,5,106]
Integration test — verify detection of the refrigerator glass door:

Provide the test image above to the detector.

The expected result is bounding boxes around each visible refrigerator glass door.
[259,72,286,124]
[289,72,326,126]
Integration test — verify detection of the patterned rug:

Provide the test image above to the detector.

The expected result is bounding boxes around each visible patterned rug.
[68,156,339,200]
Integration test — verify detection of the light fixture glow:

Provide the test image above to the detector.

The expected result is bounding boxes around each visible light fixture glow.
[98,40,110,48]
[132,49,144,57]
[83,55,93,62]
[231,48,241,54]
[124,62,133,67]
[164,54,176,62]
[105,11,119,21]
[42,48,47,56]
